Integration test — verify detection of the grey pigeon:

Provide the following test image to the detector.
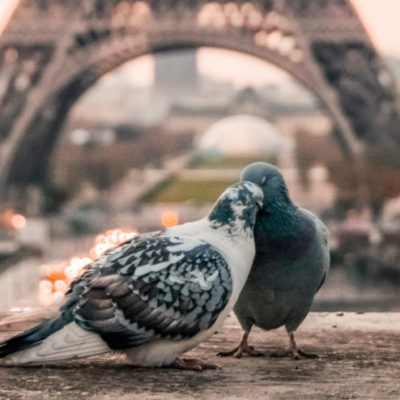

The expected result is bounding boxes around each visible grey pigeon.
[218,162,329,359]
[0,182,263,370]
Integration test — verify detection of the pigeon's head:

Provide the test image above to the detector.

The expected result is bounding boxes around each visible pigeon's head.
[208,181,263,235]
[240,162,290,210]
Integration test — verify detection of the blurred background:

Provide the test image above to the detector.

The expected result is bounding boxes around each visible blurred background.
[1,0,400,313]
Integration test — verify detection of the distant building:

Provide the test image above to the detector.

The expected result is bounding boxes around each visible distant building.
[55,49,328,200]
[197,114,293,157]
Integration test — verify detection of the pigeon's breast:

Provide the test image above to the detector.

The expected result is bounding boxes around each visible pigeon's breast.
[234,212,327,331]
[254,213,316,261]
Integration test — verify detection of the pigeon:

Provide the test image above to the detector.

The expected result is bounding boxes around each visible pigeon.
[0,181,263,370]
[217,162,329,360]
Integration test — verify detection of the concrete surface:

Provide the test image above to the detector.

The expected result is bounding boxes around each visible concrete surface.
[1,312,400,399]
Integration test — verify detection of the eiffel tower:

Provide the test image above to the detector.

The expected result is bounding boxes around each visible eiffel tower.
[0,0,399,208]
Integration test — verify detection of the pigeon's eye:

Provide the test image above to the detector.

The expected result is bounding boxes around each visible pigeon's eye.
[261,176,267,186]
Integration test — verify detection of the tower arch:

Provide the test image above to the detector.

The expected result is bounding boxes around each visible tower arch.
[0,0,399,202]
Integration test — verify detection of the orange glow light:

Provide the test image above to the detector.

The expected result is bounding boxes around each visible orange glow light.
[110,229,122,244]
[11,214,26,229]
[64,265,77,279]
[91,229,138,258]
[162,211,179,228]
[39,280,53,294]
[64,256,93,279]
[45,264,66,281]
[54,280,67,293]
[81,257,92,266]
[0,209,14,228]
[39,228,139,305]
[52,292,65,300]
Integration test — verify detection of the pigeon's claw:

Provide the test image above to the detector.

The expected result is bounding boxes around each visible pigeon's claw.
[240,345,265,358]
[270,349,294,359]
[270,348,318,360]
[171,358,220,371]
[216,346,240,357]
[270,332,319,360]
[297,349,319,359]
[217,331,265,358]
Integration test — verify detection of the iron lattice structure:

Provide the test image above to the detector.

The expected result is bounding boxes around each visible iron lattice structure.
[0,0,400,202]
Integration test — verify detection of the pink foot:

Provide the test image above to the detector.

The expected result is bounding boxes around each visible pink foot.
[171,358,220,371]
[217,331,264,358]
[270,333,319,360]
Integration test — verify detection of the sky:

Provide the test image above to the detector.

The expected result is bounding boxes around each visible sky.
[1,0,400,88]
[351,0,400,58]
[0,0,19,36]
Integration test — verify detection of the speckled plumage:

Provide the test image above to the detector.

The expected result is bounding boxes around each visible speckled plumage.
[72,235,233,349]
[219,163,330,359]
[0,182,263,368]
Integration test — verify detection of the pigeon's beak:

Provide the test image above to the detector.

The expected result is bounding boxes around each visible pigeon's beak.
[256,200,263,211]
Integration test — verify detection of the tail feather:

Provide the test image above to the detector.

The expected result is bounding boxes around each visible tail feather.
[0,286,82,360]
[1,322,110,366]
[0,317,67,358]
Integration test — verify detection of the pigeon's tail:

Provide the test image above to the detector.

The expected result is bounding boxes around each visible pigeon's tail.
[0,321,110,366]
[0,316,67,358]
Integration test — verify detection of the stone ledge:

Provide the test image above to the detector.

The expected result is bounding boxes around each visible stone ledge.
[1,312,400,400]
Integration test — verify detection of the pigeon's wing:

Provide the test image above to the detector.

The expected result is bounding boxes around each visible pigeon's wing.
[67,234,233,350]
[301,209,330,293]
[315,217,330,293]
[316,270,327,293]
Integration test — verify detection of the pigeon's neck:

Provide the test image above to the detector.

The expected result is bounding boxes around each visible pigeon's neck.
[207,215,254,243]
[176,216,253,246]
[257,195,299,241]
[207,197,256,243]
[175,217,255,284]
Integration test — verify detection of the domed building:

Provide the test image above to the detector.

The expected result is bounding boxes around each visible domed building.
[197,114,293,157]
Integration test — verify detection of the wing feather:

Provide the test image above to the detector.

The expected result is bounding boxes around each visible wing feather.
[70,233,232,350]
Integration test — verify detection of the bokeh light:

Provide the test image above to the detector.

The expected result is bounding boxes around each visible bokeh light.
[91,229,138,259]
[39,228,139,305]
[52,292,65,300]
[11,214,26,229]
[64,265,77,279]
[162,211,179,228]
[0,209,26,230]
[39,280,53,294]
[54,280,67,293]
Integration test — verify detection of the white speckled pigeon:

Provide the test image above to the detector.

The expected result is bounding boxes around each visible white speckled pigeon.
[0,182,263,370]
[217,163,329,360]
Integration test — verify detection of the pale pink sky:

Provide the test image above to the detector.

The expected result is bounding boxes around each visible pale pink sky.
[0,0,19,36]
[351,0,400,58]
[1,0,399,87]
